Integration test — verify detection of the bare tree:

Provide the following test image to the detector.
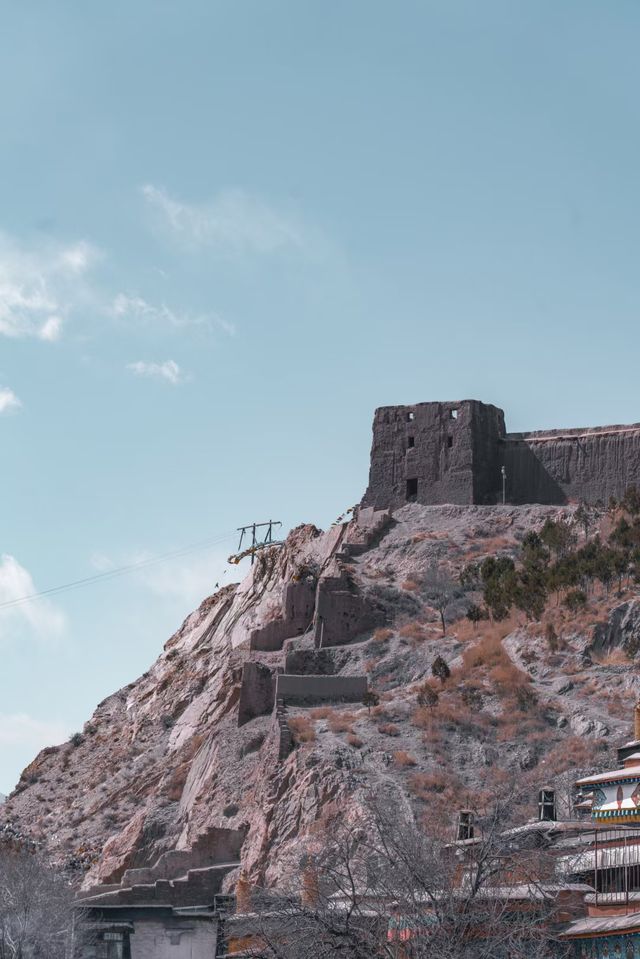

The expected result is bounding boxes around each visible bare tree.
[234,787,571,959]
[420,566,463,635]
[0,846,89,958]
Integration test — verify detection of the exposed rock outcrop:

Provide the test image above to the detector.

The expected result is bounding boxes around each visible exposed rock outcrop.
[590,600,640,658]
[1,503,637,896]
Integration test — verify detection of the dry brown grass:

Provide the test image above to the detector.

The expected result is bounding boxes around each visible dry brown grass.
[593,648,630,667]
[378,722,401,737]
[288,716,316,743]
[399,621,429,641]
[309,706,333,720]
[401,579,420,592]
[347,734,363,748]
[393,750,417,768]
[408,770,458,800]
[371,627,394,643]
[461,632,506,671]
[328,712,356,734]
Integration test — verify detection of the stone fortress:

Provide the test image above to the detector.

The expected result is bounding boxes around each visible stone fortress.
[362,399,640,510]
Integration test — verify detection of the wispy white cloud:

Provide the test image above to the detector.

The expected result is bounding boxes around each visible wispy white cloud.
[0,234,98,341]
[142,184,309,257]
[0,387,21,414]
[0,713,69,751]
[0,554,66,642]
[127,359,186,385]
[112,292,234,337]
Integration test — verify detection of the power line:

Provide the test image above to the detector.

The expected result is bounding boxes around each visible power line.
[0,530,238,612]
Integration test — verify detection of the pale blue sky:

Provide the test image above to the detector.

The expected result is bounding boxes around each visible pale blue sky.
[1,1,639,791]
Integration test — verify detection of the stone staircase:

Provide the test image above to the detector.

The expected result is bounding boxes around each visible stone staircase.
[78,862,238,909]
[78,825,246,909]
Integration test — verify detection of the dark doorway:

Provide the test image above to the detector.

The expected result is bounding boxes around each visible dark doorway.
[406,478,418,501]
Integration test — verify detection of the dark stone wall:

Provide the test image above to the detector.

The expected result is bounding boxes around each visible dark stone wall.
[501,426,640,505]
[249,579,316,652]
[275,673,368,705]
[313,567,385,648]
[362,400,640,508]
[237,662,275,726]
[361,400,504,510]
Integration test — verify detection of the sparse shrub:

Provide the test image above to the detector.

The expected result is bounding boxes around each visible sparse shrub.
[69,733,83,748]
[431,656,450,685]
[288,716,316,744]
[223,803,240,818]
[545,623,559,652]
[362,690,380,714]
[466,603,489,630]
[161,714,175,730]
[564,589,587,612]
[514,684,537,712]
[416,682,439,709]
[622,485,640,516]
[460,686,483,710]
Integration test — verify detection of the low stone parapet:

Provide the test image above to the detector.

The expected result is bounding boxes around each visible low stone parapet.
[275,673,367,706]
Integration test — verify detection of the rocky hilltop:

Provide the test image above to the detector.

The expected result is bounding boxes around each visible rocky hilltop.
[2,503,639,891]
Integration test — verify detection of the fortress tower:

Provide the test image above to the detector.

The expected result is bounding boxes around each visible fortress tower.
[361,400,640,510]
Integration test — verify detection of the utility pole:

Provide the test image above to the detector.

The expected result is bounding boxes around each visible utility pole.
[236,521,283,564]
[501,466,507,506]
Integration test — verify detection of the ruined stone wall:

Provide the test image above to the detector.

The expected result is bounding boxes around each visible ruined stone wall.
[362,400,640,508]
[237,662,276,727]
[361,400,504,510]
[502,425,640,505]
[275,674,367,705]
[249,579,316,652]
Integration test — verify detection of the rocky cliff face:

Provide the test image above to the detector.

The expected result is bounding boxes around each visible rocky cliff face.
[1,504,637,890]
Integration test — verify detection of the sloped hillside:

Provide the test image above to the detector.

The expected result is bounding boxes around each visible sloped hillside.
[1,503,638,890]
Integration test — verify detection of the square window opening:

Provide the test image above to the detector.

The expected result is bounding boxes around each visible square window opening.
[447,436,453,449]
[450,408,458,420]
[407,436,415,449]
[407,411,415,422]
[406,478,418,501]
